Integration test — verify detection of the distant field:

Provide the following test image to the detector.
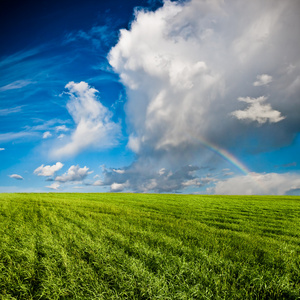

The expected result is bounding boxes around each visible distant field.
[0,193,299,299]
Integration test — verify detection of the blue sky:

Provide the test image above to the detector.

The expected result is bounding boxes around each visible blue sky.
[1,0,300,194]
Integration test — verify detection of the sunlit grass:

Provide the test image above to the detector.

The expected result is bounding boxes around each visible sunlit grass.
[0,193,299,299]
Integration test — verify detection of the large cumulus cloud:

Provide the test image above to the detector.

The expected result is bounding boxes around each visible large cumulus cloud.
[104,0,300,193]
[109,0,300,153]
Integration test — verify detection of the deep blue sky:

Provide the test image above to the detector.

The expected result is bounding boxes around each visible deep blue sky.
[1,0,300,194]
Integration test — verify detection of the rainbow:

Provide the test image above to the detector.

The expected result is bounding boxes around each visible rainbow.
[197,138,251,175]
[192,135,267,192]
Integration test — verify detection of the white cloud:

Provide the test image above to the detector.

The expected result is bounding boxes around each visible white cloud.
[231,96,285,124]
[158,168,166,176]
[52,81,120,158]
[0,131,37,142]
[93,180,103,186]
[0,119,69,143]
[212,172,300,195]
[55,165,92,182]
[34,162,64,177]
[109,0,224,152]
[109,0,299,156]
[57,134,65,140]
[0,80,34,92]
[46,182,60,190]
[9,174,23,180]
[253,74,272,86]
[113,169,125,174]
[232,11,282,64]
[127,135,141,153]
[43,131,52,139]
[104,0,300,193]
[0,106,24,116]
[55,125,69,132]
[110,181,129,192]
[182,178,202,187]
[0,148,4,151]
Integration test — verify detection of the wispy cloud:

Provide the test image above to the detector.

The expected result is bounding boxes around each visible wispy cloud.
[0,148,5,151]
[0,119,69,143]
[0,80,35,92]
[0,131,37,143]
[0,106,24,116]
[0,47,42,68]
[64,25,118,50]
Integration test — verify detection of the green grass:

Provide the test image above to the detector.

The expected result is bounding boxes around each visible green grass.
[0,193,300,299]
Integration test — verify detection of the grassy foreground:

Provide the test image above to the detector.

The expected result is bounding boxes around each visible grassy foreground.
[0,193,300,299]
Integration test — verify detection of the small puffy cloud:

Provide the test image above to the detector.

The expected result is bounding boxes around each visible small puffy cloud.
[9,174,23,180]
[0,148,5,151]
[55,125,69,132]
[43,131,52,139]
[57,134,65,140]
[46,182,60,190]
[55,165,92,182]
[253,74,273,86]
[211,172,300,195]
[158,168,166,176]
[231,96,285,124]
[113,169,125,174]
[34,162,64,177]
[93,180,103,186]
[52,81,120,158]
[110,181,129,192]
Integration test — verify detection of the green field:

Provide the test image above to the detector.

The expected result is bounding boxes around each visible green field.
[0,193,300,299]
